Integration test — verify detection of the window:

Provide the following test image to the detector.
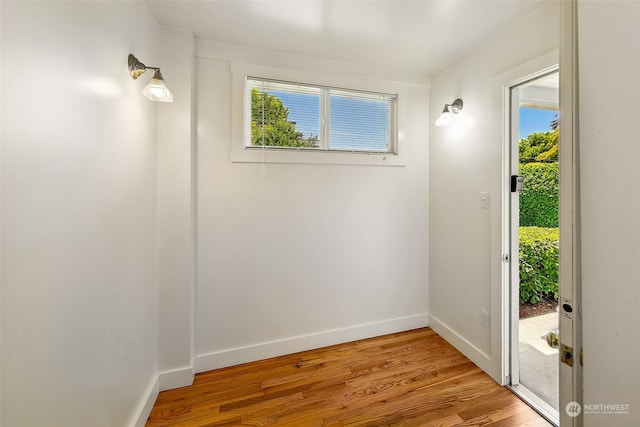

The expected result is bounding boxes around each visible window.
[246,77,396,154]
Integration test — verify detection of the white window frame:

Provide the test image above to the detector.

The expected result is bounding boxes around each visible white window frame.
[231,62,407,166]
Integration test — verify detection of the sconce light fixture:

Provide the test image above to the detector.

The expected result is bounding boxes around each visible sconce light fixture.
[435,98,463,127]
[128,54,173,102]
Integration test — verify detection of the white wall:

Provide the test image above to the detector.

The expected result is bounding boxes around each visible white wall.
[1,2,160,425]
[0,2,4,422]
[578,1,640,425]
[156,26,196,391]
[428,1,559,380]
[194,43,430,371]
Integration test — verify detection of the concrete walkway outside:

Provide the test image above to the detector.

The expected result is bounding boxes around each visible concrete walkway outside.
[519,311,559,411]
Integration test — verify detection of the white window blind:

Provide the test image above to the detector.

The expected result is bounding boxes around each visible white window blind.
[247,77,396,153]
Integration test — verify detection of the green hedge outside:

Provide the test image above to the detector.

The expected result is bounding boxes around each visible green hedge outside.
[519,162,558,228]
[519,226,559,304]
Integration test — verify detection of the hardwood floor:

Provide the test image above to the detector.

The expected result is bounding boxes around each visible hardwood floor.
[146,328,551,426]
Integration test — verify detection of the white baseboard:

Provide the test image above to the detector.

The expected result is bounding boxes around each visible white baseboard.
[132,375,159,427]
[130,367,195,426]
[159,366,195,391]
[194,313,429,373]
[428,314,494,378]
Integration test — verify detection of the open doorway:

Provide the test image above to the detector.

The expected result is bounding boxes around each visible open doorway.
[507,69,560,424]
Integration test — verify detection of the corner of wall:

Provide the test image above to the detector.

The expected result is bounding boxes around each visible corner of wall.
[156,25,197,378]
[132,375,160,427]
[428,314,497,382]
[159,367,195,392]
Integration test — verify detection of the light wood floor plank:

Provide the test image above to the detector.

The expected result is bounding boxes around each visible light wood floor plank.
[146,328,550,427]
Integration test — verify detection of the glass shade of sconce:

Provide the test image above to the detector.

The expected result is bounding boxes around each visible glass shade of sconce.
[141,70,173,102]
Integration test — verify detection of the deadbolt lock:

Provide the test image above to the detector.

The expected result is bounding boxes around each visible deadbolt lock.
[562,298,574,319]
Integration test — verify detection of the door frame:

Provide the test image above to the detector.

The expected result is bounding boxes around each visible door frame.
[558,0,583,425]
[503,66,560,424]
[498,49,558,388]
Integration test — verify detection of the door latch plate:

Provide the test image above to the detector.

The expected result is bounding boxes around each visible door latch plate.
[561,343,573,367]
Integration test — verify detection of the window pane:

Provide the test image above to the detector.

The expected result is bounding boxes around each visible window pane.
[329,94,390,152]
[249,82,321,148]
[247,78,395,153]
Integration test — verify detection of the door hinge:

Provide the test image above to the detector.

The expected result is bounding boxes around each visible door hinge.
[502,254,509,263]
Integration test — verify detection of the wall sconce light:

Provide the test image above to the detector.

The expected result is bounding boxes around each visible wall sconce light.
[128,54,173,102]
[435,98,463,126]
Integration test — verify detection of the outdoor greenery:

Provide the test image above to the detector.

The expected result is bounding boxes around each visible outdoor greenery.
[519,162,559,228]
[251,89,319,148]
[519,128,558,163]
[519,226,559,304]
[518,123,559,305]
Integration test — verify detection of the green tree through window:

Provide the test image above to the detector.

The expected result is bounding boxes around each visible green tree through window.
[518,128,558,164]
[251,89,319,148]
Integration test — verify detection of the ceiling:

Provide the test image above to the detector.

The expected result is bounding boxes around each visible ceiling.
[146,0,548,75]
[519,71,559,109]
